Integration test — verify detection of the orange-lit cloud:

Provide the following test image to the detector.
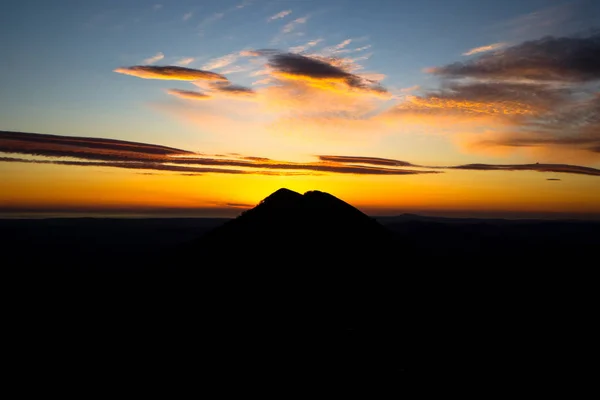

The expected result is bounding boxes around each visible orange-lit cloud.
[462,42,507,56]
[264,52,388,95]
[114,65,227,81]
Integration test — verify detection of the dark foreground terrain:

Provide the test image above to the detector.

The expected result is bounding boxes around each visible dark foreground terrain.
[4,189,599,387]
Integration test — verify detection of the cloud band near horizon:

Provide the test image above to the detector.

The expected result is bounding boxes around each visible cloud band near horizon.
[2,131,599,177]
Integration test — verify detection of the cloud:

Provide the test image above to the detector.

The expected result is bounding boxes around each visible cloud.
[268,10,291,22]
[333,39,352,51]
[202,53,238,70]
[462,42,507,56]
[166,89,211,100]
[282,16,308,34]
[183,12,193,21]
[289,38,323,53]
[450,163,600,176]
[152,4,162,11]
[431,32,600,82]
[265,52,388,95]
[5,131,599,178]
[0,130,193,163]
[547,178,561,181]
[318,155,415,167]
[198,12,224,29]
[176,57,195,66]
[114,65,227,81]
[0,131,439,176]
[142,52,164,64]
[386,31,600,161]
[208,82,255,96]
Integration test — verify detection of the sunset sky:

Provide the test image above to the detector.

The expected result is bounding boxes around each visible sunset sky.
[1,0,599,218]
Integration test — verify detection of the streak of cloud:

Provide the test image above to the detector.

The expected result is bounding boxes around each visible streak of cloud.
[268,10,291,22]
[289,38,323,53]
[176,57,195,66]
[166,89,211,100]
[142,52,164,64]
[282,16,308,34]
[3,131,599,177]
[202,53,238,70]
[450,163,600,176]
[462,42,507,56]
[114,65,227,81]
[318,155,415,167]
[0,131,438,176]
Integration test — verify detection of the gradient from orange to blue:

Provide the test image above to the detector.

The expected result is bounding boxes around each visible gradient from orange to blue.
[1,0,599,219]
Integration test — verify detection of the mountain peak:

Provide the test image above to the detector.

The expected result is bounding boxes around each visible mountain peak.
[259,188,303,207]
[199,188,391,247]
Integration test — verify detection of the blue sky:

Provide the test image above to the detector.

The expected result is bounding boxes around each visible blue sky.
[1,0,599,160]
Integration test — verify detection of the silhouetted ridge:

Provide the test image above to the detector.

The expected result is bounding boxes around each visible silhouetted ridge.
[198,188,390,248]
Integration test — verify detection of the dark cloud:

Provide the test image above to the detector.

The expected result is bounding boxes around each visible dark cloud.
[265,52,387,94]
[450,163,600,176]
[547,178,561,181]
[114,65,227,81]
[0,131,436,176]
[437,81,569,113]
[430,32,600,82]
[4,131,599,177]
[167,89,211,100]
[209,81,256,96]
[318,155,415,167]
[0,130,192,162]
[476,95,600,153]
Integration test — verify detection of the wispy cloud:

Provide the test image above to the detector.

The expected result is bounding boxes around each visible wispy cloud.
[268,10,291,22]
[282,16,308,34]
[142,52,164,64]
[183,12,193,21]
[462,42,507,56]
[152,4,162,11]
[450,163,600,176]
[333,39,352,51]
[175,57,195,66]
[289,38,323,53]
[202,53,238,70]
[114,65,227,81]
[198,12,224,30]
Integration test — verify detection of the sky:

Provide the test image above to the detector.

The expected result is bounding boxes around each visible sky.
[1,0,599,218]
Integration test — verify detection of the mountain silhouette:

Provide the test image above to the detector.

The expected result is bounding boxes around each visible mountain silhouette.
[199,188,391,248]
